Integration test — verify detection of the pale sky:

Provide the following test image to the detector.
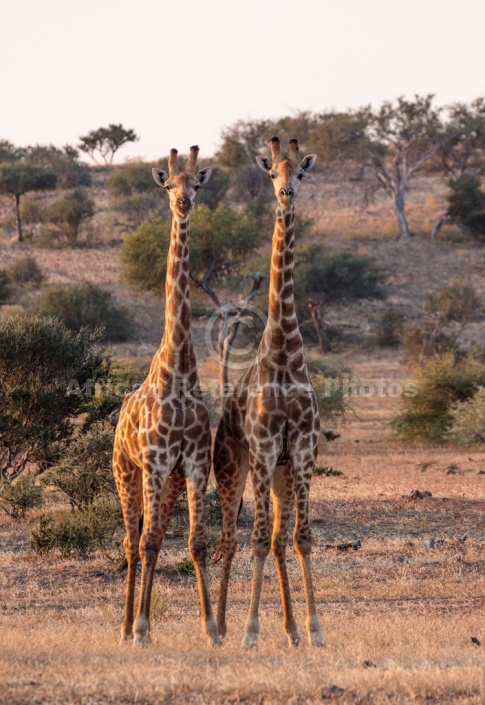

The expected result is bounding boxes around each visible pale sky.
[1,0,484,162]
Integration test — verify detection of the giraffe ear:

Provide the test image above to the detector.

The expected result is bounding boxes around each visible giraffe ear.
[300,154,317,173]
[152,168,169,187]
[196,167,212,187]
[256,156,272,173]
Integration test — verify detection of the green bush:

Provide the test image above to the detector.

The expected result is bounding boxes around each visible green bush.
[0,315,104,479]
[446,386,485,446]
[0,474,43,519]
[120,204,260,294]
[7,255,44,288]
[31,499,120,556]
[376,308,403,347]
[392,353,485,443]
[43,425,115,510]
[295,247,385,303]
[33,282,134,342]
[47,190,95,246]
[446,174,485,240]
[108,163,164,228]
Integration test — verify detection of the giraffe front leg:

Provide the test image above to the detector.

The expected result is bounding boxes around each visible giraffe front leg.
[293,465,324,647]
[271,464,300,647]
[186,467,221,647]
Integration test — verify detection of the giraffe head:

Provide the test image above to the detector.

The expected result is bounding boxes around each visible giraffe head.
[256,137,316,209]
[152,146,212,219]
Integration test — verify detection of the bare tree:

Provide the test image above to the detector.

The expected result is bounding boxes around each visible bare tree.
[367,95,446,238]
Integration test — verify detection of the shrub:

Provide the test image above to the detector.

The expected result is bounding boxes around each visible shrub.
[313,464,343,477]
[43,425,116,510]
[376,308,403,347]
[0,474,43,519]
[391,353,485,443]
[0,271,10,303]
[7,255,44,288]
[108,164,164,228]
[446,386,485,446]
[295,247,385,303]
[47,190,95,246]
[120,204,260,294]
[309,365,347,427]
[31,499,120,556]
[0,315,104,479]
[402,281,480,361]
[446,174,485,240]
[33,282,134,342]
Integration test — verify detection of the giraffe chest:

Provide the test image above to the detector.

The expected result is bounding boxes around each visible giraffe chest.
[116,388,210,471]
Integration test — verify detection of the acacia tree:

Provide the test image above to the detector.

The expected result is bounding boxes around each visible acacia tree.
[78,124,138,165]
[0,163,56,241]
[441,97,485,179]
[367,95,446,238]
[48,190,95,245]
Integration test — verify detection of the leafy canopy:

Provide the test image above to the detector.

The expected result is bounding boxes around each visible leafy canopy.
[120,203,260,294]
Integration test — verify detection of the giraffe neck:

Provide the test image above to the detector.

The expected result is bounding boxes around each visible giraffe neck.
[151,215,197,380]
[261,204,301,357]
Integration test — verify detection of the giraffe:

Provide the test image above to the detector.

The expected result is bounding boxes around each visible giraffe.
[113,145,221,647]
[214,137,323,648]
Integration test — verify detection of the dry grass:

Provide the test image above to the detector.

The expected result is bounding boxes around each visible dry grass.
[1,361,485,704]
[2,171,485,703]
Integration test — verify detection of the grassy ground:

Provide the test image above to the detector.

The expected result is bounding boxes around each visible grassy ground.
[1,170,485,703]
[1,359,484,705]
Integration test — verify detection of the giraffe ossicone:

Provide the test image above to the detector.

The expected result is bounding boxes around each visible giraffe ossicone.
[112,145,220,647]
[214,136,324,648]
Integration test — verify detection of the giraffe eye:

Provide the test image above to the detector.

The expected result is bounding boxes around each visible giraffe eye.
[165,185,171,191]
[194,185,200,191]
[270,174,276,180]
[297,173,304,181]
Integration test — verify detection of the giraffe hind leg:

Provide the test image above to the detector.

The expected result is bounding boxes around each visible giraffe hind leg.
[213,423,248,639]
[114,455,142,644]
[293,463,324,646]
[271,463,301,647]
[185,460,222,647]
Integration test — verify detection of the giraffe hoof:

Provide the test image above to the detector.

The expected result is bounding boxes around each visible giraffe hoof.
[133,633,151,647]
[309,631,324,647]
[209,633,223,647]
[241,633,258,648]
[288,633,301,647]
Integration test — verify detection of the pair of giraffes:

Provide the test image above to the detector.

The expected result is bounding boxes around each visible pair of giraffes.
[113,137,324,649]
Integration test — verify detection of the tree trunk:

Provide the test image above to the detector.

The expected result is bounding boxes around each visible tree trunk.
[14,194,23,242]
[307,300,331,353]
[393,192,410,238]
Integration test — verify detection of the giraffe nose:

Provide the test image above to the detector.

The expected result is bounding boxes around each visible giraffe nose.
[279,188,294,198]
[177,197,191,208]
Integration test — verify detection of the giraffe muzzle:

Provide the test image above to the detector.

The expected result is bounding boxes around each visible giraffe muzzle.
[278,188,294,207]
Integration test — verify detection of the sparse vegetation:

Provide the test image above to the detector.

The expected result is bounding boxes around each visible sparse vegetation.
[33,282,134,342]
[47,189,95,246]
[0,315,104,479]
[392,352,485,442]
[376,307,403,347]
[0,473,43,519]
[446,386,485,445]
[7,255,44,288]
